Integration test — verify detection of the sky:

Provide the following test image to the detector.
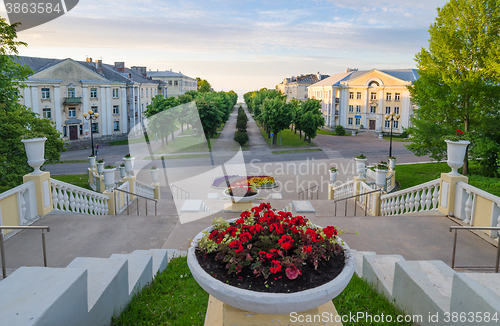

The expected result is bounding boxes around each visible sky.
[1,0,448,100]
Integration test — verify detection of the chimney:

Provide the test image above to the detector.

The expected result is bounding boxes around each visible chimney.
[95,60,103,74]
[114,62,125,73]
[170,69,172,72]
[346,68,358,73]
[131,66,147,78]
[86,57,92,63]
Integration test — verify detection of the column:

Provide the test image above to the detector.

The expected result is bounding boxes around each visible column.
[23,172,53,216]
[24,87,32,110]
[340,88,348,127]
[31,86,39,116]
[53,86,62,133]
[100,87,107,135]
[106,87,112,135]
[121,87,127,135]
[82,86,89,137]
[363,88,369,127]
[438,173,469,216]
[402,89,410,129]
[377,88,384,131]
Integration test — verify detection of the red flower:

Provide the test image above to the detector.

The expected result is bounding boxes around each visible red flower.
[270,260,282,274]
[278,235,293,250]
[323,226,338,238]
[302,245,312,253]
[270,222,284,235]
[208,230,219,240]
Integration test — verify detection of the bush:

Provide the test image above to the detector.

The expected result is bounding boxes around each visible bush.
[234,131,249,146]
[237,111,248,122]
[236,118,247,132]
[335,125,346,136]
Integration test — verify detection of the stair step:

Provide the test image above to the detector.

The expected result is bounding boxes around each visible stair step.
[66,257,128,326]
[0,266,88,326]
[110,254,153,297]
[131,249,169,275]
[350,250,376,277]
[363,254,405,298]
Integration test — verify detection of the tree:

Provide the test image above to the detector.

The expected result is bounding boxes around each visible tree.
[196,78,212,93]
[406,0,500,174]
[144,96,180,146]
[195,97,221,139]
[262,97,293,146]
[299,99,324,144]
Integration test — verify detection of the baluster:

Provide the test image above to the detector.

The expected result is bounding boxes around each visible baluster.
[89,197,95,214]
[382,199,387,216]
[63,188,69,211]
[414,191,420,212]
[426,187,432,210]
[419,189,426,212]
[464,191,473,224]
[409,192,415,213]
[69,191,76,212]
[393,197,399,215]
[103,198,108,215]
[399,195,405,215]
[75,192,81,213]
[432,185,439,210]
[497,211,500,239]
[404,194,410,214]
[20,189,27,224]
[52,185,58,209]
[58,186,65,211]
[388,198,394,215]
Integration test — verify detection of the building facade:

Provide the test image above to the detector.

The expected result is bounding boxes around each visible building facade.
[308,69,418,134]
[147,69,197,97]
[14,56,167,142]
[276,72,329,101]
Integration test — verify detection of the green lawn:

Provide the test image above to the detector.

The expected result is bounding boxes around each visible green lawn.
[154,136,210,154]
[50,174,93,191]
[272,149,323,154]
[258,124,316,148]
[144,154,211,160]
[317,129,338,136]
[396,161,500,197]
[383,135,411,142]
[114,257,411,326]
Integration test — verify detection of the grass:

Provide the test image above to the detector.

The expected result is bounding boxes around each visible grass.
[50,174,93,191]
[153,136,210,154]
[144,154,211,160]
[56,160,89,164]
[113,257,209,326]
[114,257,411,326]
[272,149,323,154]
[383,135,411,142]
[396,161,500,197]
[317,129,339,136]
[258,124,316,148]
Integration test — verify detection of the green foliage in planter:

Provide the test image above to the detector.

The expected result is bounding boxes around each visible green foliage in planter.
[355,154,366,159]
[234,131,249,146]
[104,164,116,169]
[97,159,104,163]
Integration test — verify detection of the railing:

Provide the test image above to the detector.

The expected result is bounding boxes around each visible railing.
[90,171,100,192]
[454,181,500,238]
[358,182,377,215]
[449,226,500,273]
[386,173,395,192]
[0,226,50,279]
[50,178,109,215]
[366,168,376,180]
[114,187,157,216]
[136,180,155,199]
[170,184,190,199]
[334,189,383,216]
[114,181,130,215]
[298,185,319,200]
[380,179,440,216]
[332,180,354,200]
[0,181,38,228]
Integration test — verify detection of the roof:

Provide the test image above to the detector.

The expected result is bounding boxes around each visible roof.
[309,69,419,88]
[280,73,330,85]
[147,70,195,80]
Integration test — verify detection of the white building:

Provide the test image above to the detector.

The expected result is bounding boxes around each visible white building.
[276,72,329,101]
[147,69,197,97]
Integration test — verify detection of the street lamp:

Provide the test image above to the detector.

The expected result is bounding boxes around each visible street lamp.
[83,110,99,156]
[384,111,400,158]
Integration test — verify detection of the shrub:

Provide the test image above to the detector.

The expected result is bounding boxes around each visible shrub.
[236,118,247,132]
[234,131,249,146]
[334,125,346,136]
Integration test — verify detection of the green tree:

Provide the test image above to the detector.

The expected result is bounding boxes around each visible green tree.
[195,97,221,139]
[406,0,500,174]
[196,78,212,93]
[299,99,324,144]
[145,96,180,145]
[262,97,293,146]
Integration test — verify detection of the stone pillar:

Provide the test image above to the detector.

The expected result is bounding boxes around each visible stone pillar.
[103,189,116,215]
[353,176,366,197]
[372,191,382,216]
[23,172,53,216]
[100,87,107,135]
[24,87,32,110]
[438,173,469,216]
[54,86,62,134]
[106,87,112,135]
[328,184,335,200]
[153,183,161,199]
[82,86,89,137]
[123,176,136,200]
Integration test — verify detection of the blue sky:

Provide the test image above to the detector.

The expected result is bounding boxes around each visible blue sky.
[2,0,448,99]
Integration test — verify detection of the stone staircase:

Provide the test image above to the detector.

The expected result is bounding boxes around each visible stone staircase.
[0,249,187,326]
[352,249,500,326]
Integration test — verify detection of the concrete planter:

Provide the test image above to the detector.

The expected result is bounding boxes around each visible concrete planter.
[445,140,470,176]
[223,189,259,203]
[150,168,159,184]
[88,156,96,169]
[351,131,356,136]
[375,168,388,190]
[388,158,396,171]
[123,157,135,177]
[119,166,126,179]
[187,221,355,314]
[21,137,47,175]
[329,171,337,183]
[103,168,116,190]
[354,158,367,177]
[96,162,105,174]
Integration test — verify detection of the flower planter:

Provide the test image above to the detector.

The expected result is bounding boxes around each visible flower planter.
[388,158,396,171]
[354,158,367,177]
[329,171,337,183]
[187,220,355,315]
[102,168,116,190]
[21,137,47,175]
[351,131,356,136]
[223,189,259,203]
[88,156,96,169]
[151,168,159,184]
[375,168,388,190]
[119,166,126,179]
[445,140,470,176]
[123,157,135,177]
[96,162,105,174]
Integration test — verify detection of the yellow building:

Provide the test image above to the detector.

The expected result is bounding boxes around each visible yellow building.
[308,68,418,133]
[276,73,329,101]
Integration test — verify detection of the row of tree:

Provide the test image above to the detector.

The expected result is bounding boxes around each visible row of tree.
[243,89,324,145]
[234,106,249,146]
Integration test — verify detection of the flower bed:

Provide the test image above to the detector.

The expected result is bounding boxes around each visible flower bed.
[195,203,346,293]
[212,175,277,189]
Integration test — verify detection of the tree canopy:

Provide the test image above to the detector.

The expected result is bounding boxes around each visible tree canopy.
[196,78,212,93]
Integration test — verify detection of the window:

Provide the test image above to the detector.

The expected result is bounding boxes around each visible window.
[91,106,98,114]
[114,121,120,131]
[371,92,377,100]
[90,88,98,98]
[370,105,376,113]
[348,118,353,125]
[174,81,178,86]
[113,105,119,115]
[14,90,19,97]
[41,88,50,99]
[304,95,307,99]
[67,87,76,98]
[394,121,399,129]
[79,125,83,135]
[394,107,400,114]
[395,93,401,101]
[349,92,354,99]
[112,88,119,98]
[168,81,172,86]
[43,107,51,119]
[348,105,353,113]
[355,118,361,126]
[68,107,76,118]
[385,120,391,128]
[92,123,99,133]
[357,92,361,100]
[386,93,392,101]
[63,126,67,137]
[385,107,391,114]
[356,105,361,113]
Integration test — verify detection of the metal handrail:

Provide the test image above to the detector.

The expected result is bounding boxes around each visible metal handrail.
[0,226,50,279]
[334,189,383,216]
[449,226,500,273]
[114,187,157,216]
[298,185,319,200]
[170,184,190,200]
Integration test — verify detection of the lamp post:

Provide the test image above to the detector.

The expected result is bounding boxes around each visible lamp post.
[83,110,99,156]
[384,111,400,158]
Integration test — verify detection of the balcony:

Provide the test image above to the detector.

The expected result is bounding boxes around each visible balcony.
[63,97,82,105]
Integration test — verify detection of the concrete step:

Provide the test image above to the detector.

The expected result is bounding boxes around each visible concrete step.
[0,266,88,326]
[363,254,405,298]
[66,257,128,326]
[350,250,376,277]
[110,254,153,297]
[392,260,454,326]
[131,249,169,275]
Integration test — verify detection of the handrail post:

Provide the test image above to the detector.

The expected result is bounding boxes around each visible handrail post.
[42,230,48,267]
[344,200,347,216]
[354,197,357,216]
[155,201,157,216]
[365,193,368,216]
[451,229,458,269]
[127,193,129,215]
[146,200,148,216]
[496,238,500,273]
[334,202,337,216]
[1,232,6,279]
[137,198,139,215]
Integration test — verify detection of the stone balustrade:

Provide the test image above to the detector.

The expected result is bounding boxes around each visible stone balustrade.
[50,178,109,215]
[380,179,440,216]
